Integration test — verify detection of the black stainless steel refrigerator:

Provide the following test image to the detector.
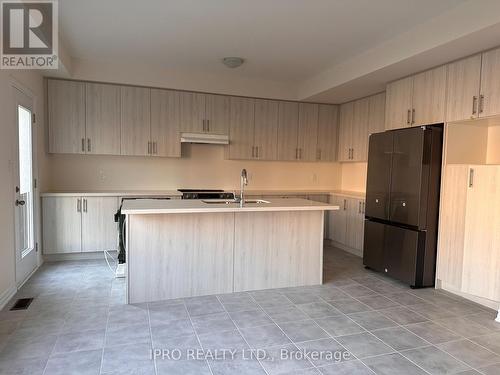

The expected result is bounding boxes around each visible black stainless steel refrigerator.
[363,124,443,288]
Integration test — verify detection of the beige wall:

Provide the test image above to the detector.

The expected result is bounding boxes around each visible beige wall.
[0,70,46,306]
[487,125,500,164]
[47,144,341,191]
[340,162,367,192]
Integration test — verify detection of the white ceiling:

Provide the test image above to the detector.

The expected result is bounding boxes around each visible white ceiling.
[60,0,466,84]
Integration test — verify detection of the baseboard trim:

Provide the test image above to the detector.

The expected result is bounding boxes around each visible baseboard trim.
[0,285,17,311]
[325,239,363,258]
[43,251,116,262]
[438,281,500,311]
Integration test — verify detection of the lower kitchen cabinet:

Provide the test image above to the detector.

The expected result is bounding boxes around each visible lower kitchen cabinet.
[43,196,119,254]
[437,164,500,301]
[328,194,365,255]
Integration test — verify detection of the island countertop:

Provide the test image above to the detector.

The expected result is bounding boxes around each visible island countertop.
[121,197,339,214]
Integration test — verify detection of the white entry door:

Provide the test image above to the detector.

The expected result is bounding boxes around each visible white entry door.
[13,87,37,286]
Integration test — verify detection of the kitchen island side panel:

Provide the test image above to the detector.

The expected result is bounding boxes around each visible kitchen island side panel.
[128,213,235,303]
[233,211,323,292]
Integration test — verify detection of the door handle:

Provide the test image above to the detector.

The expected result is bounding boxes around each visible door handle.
[472,96,478,115]
[479,95,484,114]
[469,168,474,188]
[15,199,25,206]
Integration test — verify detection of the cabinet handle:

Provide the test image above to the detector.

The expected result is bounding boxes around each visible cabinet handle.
[77,199,81,213]
[298,148,302,160]
[317,149,321,160]
[407,109,411,125]
[153,142,157,155]
[256,146,259,158]
[87,138,91,152]
[479,95,484,114]
[202,119,206,132]
[295,148,298,159]
[469,168,474,188]
[363,201,365,214]
[343,199,347,211]
[411,109,415,125]
[83,198,87,213]
[358,201,362,214]
[147,141,151,155]
[472,96,478,115]
[81,138,85,152]
[251,146,255,158]
[207,119,210,132]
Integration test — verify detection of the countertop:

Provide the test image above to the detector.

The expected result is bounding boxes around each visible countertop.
[121,198,340,214]
[40,190,182,197]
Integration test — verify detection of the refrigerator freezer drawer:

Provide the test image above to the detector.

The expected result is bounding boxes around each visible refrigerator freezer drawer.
[363,220,431,287]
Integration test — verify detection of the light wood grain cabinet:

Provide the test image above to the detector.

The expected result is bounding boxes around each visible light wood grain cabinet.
[338,102,354,162]
[437,165,500,301]
[328,194,365,255]
[228,97,255,159]
[385,66,446,130]
[316,105,339,162]
[368,92,386,135]
[48,80,86,154]
[120,86,151,156]
[297,103,319,161]
[85,83,121,155]
[150,89,181,157]
[253,99,279,160]
[180,92,230,134]
[352,97,370,162]
[479,48,500,118]
[43,196,119,255]
[277,102,300,161]
[42,197,82,254]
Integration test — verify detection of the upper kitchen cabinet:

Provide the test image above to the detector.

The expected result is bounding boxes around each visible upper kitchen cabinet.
[297,103,319,161]
[120,86,151,156]
[277,102,299,161]
[180,92,230,134]
[385,76,413,130]
[85,83,121,155]
[446,54,482,122]
[253,99,279,160]
[412,65,446,126]
[316,104,339,162]
[368,92,386,135]
[338,101,354,162]
[228,97,255,159]
[150,89,181,157]
[479,47,500,118]
[48,80,86,154]
[385,65,446,129]
[351,97,370,161]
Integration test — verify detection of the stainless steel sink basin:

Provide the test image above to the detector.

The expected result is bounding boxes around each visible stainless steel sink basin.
[202,199,270,205]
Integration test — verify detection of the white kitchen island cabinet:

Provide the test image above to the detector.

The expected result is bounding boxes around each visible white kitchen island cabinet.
[122,198,339,304]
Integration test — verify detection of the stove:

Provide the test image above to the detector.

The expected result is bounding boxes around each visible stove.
[178,189,235,200]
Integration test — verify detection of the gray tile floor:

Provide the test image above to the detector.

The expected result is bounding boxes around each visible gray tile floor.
[1,246,499,375]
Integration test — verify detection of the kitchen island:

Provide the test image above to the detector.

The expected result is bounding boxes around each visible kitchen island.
[121,198,339,303]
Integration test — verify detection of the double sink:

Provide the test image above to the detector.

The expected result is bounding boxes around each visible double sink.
[202,199,270,205]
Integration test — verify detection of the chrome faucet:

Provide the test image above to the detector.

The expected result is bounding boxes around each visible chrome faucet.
[239,169,248,207]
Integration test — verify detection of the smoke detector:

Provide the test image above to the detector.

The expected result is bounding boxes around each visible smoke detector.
[222,57,244,69]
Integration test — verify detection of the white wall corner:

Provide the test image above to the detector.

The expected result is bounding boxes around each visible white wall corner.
[0,285,17,311]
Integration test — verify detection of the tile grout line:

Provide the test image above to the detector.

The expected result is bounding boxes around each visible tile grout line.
[184,301,215,375]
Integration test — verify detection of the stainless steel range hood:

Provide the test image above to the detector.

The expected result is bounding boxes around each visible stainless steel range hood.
[180,132,229,145]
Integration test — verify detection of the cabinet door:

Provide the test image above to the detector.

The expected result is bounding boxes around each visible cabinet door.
[150,89,181,157]
[121,86,151,156]
[368,92,386,135]
[462,166,500,300]
[446,54,482,122]
[352,97,370,162]
[316,105,338,161]
[48,80,86,154]
[328,195,347,244]
[82,197,119,252]
[228,97,255,160]
[179,91,205,133]
[42,197,81,254]
[346,198,365,250]
[254,99,279,160]
[297,103,319,161]
[338,102,354,162]
[85,83,121,155]
[436,165,468,291]
[308,194,330,238]
[412,65,446,126]
[205,94,230,134]
[277,102,299,161]
[480,48,500,118]
[385,76,413,130]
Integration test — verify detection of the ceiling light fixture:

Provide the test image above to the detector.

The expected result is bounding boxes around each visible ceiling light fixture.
[222,57,244,68]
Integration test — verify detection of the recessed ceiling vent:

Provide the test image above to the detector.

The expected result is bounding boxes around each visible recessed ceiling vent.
[222,57,244,69]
